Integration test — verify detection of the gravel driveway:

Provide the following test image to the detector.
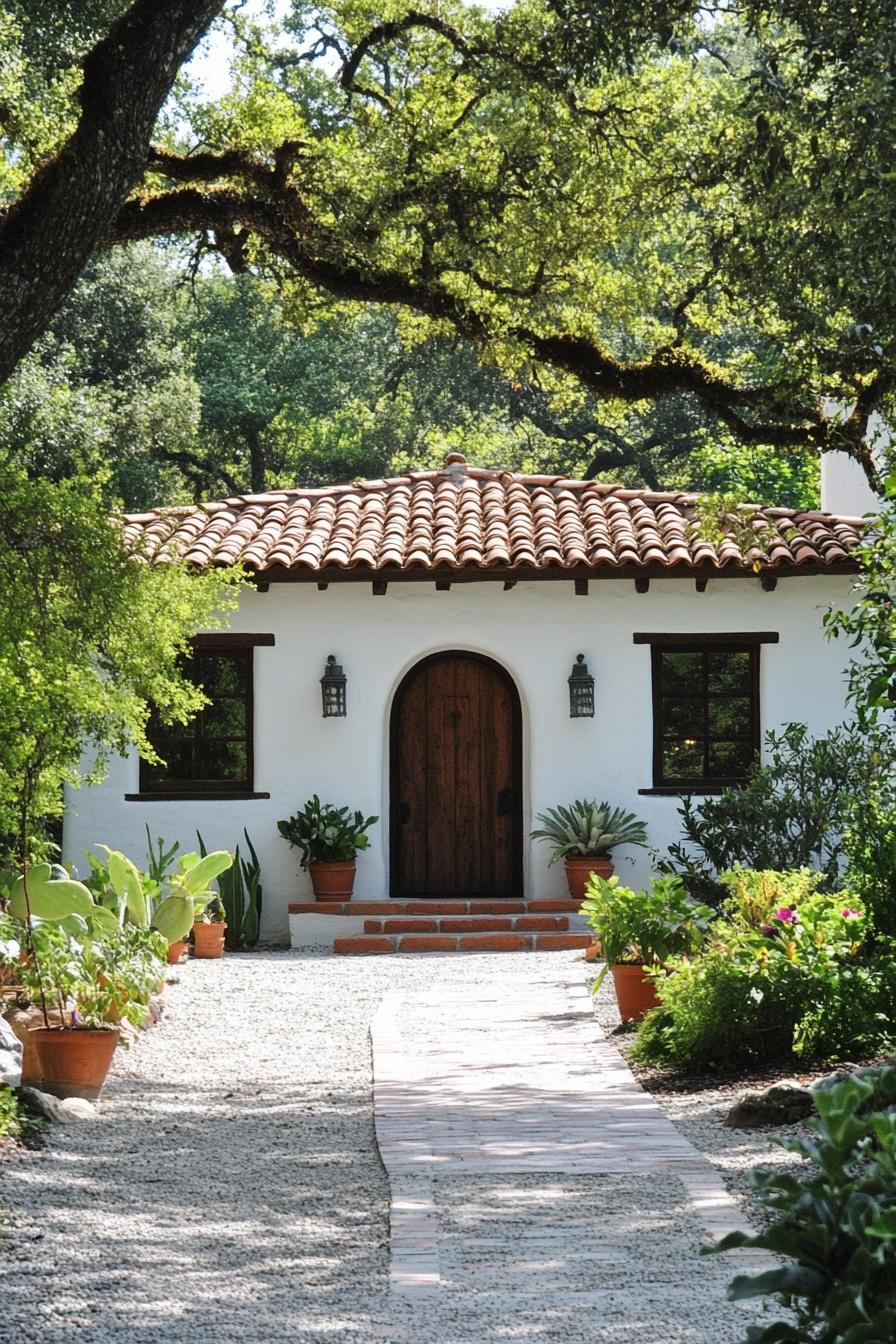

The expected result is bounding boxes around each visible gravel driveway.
[0,951,792,1344]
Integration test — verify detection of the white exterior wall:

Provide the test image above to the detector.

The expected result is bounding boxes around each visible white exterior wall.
[821,453,881,518]
[63,574,856,942]
[820,411,887,517]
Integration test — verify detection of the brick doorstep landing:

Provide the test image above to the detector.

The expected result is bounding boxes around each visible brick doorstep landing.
[288,898,584,915]
[363,914,571,933]
[334,931,594,955]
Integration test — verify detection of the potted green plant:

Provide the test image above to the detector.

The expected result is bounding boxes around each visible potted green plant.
[581,874,713,1022]
[531,800,649,899]
[278,796,378,901]
[8,868,168,1099]
[197,829,262,950]
[90,843,233,962]
[192,894,227,958]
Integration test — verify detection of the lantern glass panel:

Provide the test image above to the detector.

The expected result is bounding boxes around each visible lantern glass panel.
[568,654,594,718]
[320,656,347,717]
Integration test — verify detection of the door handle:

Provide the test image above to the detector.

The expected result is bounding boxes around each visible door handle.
[496,788,513,817]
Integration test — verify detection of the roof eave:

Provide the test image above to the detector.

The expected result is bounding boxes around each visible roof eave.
[240,558,861,585]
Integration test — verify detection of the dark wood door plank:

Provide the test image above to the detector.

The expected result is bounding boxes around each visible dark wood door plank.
[391,653,522,899]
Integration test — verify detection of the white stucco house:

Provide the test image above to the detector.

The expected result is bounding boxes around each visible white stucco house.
[62,452,873,948]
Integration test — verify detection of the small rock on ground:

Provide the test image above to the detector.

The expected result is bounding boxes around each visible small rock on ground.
[18,1087,97,1124]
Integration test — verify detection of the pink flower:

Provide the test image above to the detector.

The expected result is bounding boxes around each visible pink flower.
[759,923,774,936]
[841,908,861,921]
[772,907,798,924]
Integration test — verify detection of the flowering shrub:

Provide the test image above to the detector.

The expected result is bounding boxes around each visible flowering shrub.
[633,869,896,1069]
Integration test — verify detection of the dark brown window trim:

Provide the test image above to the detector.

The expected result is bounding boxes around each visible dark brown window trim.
[633,631,779,646]
[125,791,271,802]
[192,633,275,649]
[638,786,732,797]
[644,640,763,789]
[139,635,273,796]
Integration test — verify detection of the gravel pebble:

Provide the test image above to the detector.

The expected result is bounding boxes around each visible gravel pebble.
[590,969,809,1225]
[0,950,792,1343]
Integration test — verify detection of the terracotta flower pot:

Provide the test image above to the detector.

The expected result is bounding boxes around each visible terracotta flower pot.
[166,940,188,965]
[5,1006,65,1085]
[564,854,614,901]
[30,1026,119,1101]
[610,963,661,1023]
[192,922,227,959]
[309,859,356,902]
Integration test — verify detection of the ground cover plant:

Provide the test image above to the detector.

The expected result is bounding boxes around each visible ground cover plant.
[708,1065,896,1343]
[633,870,896,1071]
[0,1086,43,1145]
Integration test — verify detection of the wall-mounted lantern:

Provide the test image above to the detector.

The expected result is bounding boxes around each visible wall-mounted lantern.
[568,653,594,718]
[320,654,347,718]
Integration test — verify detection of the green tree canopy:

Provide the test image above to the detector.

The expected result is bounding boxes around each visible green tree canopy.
[0,464,241,851]
[0,0,892,487]
[1,248,818,507]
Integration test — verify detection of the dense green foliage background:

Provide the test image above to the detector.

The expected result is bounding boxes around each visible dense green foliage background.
[0,244,820,509]
[7,0,896,504]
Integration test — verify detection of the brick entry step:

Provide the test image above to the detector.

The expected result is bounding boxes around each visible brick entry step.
[287,898,596,955]
[334,931,594,955]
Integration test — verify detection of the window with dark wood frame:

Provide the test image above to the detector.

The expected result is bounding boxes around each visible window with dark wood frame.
[137,634,273,798]
[634,633,778,790]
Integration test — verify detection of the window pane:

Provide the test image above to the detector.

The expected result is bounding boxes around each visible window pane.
[145,742,196,783]
[707,651,751,693]
[662,697,703,735]
[661,652,703,694]
[197,653,246,695]
[199,740,247,783]
[663,738,704,780]
[201,697,247,738]
[707,697,752,737]
[707,740,754,778]
[141,647,255,791]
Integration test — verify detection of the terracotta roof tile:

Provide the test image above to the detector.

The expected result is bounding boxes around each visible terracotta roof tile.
[121,454,869,579]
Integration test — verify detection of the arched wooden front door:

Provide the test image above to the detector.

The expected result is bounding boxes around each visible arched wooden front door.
[390,652,523,899]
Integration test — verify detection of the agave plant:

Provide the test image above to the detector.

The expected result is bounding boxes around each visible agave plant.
[531,799,648,864]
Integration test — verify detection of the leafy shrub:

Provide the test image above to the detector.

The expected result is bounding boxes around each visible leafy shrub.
[633,870,896,1069]
[17,921,166,1029]
[708,1066,896,1343]
[661,724,886,903]
[277,796,378,867]
[0,1087,43,1143]
[580,874,713,976]
[844,782,896,938]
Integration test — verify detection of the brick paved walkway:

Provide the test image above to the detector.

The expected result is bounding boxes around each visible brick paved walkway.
[372,957,774,1323]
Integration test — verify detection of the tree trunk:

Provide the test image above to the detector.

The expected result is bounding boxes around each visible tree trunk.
[0,0,225,387]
